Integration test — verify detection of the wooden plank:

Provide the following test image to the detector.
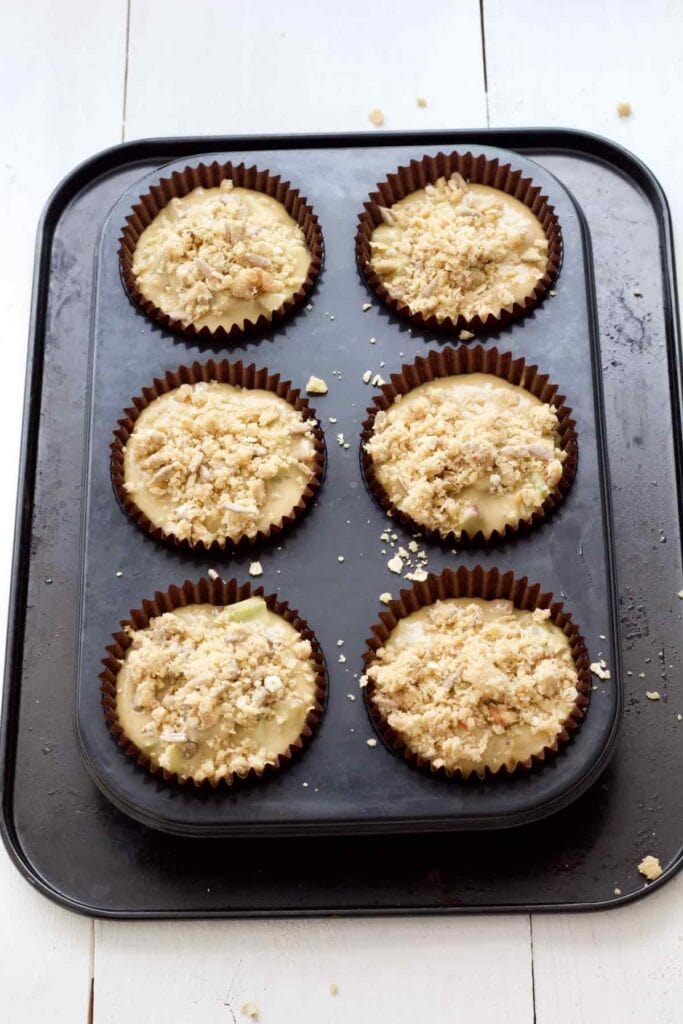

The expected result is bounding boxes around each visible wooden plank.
[94,916,534,1023]
[483,4,683,1021]
[0,2,126,1020]
[532,876,683,1024]
[124,0,487,139]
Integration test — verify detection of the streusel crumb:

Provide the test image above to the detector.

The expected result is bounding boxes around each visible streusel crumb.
[637,855,662,881]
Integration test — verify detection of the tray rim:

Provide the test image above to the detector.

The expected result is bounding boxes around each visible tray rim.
[2,127,681,917]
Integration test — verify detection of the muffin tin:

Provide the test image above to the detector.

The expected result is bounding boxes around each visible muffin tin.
[5,130,681,916]
[73,142,620,836]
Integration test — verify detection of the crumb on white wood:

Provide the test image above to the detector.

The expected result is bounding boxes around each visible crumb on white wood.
[416,97,427,108]
[240,1003,260,1021]
[369,108,384,127]
[617,101,632,118]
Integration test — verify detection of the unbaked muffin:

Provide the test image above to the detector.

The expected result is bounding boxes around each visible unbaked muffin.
[366,596,580,777]
[369,172,549,323]
[121,380,319,547]
[363,372,567,540]
[115,596,320,784]
[131,179,312,332]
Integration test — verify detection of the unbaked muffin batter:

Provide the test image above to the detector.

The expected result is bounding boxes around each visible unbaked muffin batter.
[367,597,579,776]
[370,174,549,322]
[116,598,318,783]
[123,381,318,546]
[132,180,312,330]
[364,373,565,538]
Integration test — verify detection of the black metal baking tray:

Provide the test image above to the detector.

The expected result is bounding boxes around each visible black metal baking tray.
[75,141,618,838]
[1,129,681,916]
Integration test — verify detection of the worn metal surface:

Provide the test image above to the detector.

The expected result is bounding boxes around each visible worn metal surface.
[1,131,680,915]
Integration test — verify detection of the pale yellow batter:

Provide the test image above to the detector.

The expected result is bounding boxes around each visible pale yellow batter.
[364,373,565,538]
[132,179,312,331]
[367,597,579,777]
[123,381,318,546]
[370,174,549,322]
[116,598,319,783]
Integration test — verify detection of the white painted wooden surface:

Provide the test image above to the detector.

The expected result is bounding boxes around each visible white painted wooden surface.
[124,0,487,138]
[1,2,682,1022]
[0,3,126,1021]
[94,917,533,1023]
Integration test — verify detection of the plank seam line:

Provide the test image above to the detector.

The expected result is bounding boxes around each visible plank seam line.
[121,0,132,142]
[529,914,538,1024]
[478,0,491,126]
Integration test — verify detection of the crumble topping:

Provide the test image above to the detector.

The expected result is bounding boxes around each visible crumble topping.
[637,855,662,881]
[369,173,549,322]
[590,661,611,681]
[115,599,317,783]
[306,375,328,395]
[132,179,311,330]
[368,598,579,775]
[123,382,317,546]
[365,373,565,538]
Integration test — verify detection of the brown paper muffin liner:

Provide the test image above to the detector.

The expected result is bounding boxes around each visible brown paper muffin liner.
[111,358,326,554]
[360,345,577,547]
[362,566,591,780]
[100,577,327,788]
[356,150,562,335]
[119,160,324,341]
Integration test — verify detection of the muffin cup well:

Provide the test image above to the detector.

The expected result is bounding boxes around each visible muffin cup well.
[360,345,578,547]
[362,566,591,780]
[100,577,328,789]
[119,160,324,341]
[356,150,562,335]
[111,358,326,555]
